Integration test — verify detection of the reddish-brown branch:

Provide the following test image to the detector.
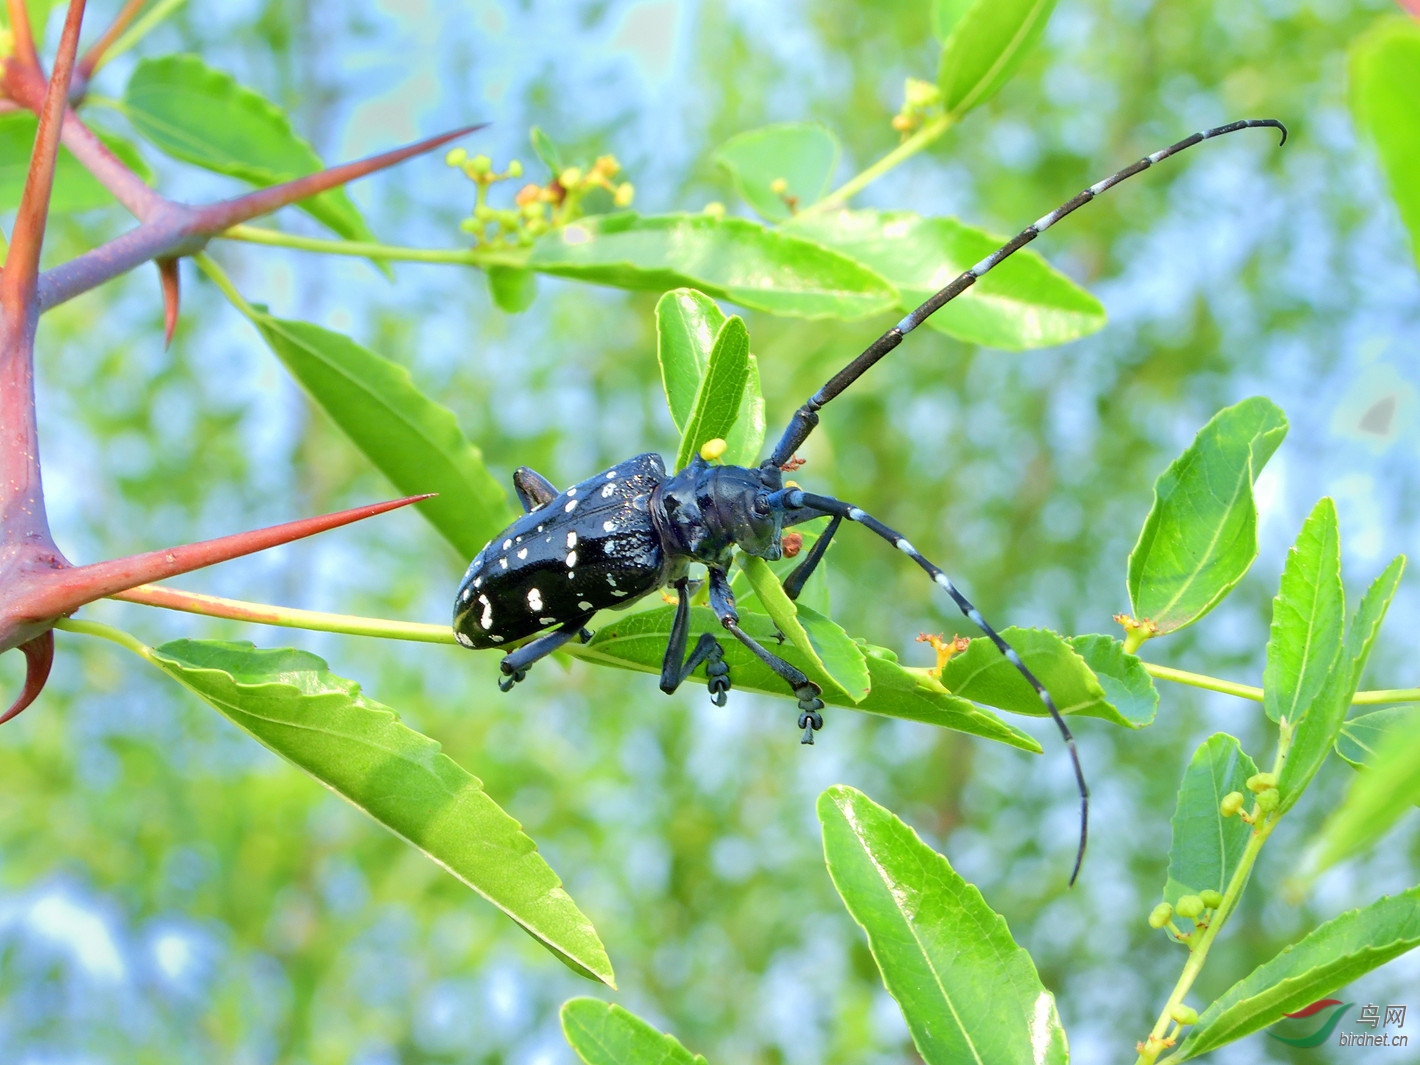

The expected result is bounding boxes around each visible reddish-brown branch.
[38,125,483,310]
[158,258,179,346]
[0,630,53,724]
[76,0,146,80]
[5,0,40,71]
[2,0,87,308]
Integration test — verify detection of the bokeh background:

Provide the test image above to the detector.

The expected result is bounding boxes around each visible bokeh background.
[2,0,1417,1062]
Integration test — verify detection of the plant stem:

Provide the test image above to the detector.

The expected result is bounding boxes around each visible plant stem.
[800,114,953,216]
[54,616,153,658]
[1141,663,1418,708]
[1351,688,1420,705]
[219,224,526,268]
[109,583,458,644]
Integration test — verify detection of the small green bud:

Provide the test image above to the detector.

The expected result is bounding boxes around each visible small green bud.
[470,154,493,175]
[903,76,942,111]
[445,147,468,167]
[522,200,547,220]
[703,201,726,218]
[1246,772,1278,793]
[506,159,523,178]
[458,217,480,234]
[1255,787,1280,813]
[1147,902,1174,929]
[1170,1004,1199,1026]
[474,203,498,222]
[1175,895,1205,919]
[1220,791,1245,817]
[613,182,635,208]
[1199,890,1224,910]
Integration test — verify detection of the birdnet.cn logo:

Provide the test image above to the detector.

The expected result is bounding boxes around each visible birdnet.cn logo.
[1268,999,1409,1049]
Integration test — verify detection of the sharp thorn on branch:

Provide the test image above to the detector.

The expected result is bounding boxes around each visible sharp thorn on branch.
[158,258,180,347]
[0,629,54,726]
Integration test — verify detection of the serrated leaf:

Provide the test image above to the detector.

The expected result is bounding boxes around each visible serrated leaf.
[1163,734,1257,909]
[1264,498,1344,725]
[713,123,840,223]
[1064,634,1158,727]
[938,0,1058,119]
[527,212,898,320]
[942,627,1147,727]
[1337,706,1420,768]
[561,999,706,1065]
[124,54,377,246]
[1175,887,1420,1060]
[674,316,750,471]
[1127,397,1288,635]
[253,315,513,559]
[487,265,537,313]
[738,554,865,702]
[144,639,613,986]
[1278,555,1405,814]
[530,126,563,176]
[0,115,154,214]
[571,606,1038,751]
[819,785,1069,1065]
[1350,18,1420,274]
[784,209,1104,350]
[655,289,764,466]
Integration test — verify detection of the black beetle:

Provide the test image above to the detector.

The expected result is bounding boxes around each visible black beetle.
[454,120,1287,883]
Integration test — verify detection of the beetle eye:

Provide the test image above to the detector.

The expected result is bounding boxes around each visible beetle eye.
[752,492,771,516]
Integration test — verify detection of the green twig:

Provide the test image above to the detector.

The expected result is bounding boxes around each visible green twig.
[800,114,952,217]
[219,224,525,268]
[1142,663,1417,708]
[55,616,154,658]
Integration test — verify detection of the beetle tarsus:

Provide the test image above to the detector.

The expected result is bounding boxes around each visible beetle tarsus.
[498,666,528,692]
[798,705,823,744]
[706,648,730,706]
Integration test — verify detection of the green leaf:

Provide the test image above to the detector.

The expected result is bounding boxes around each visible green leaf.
[145,639,614,986]
[1278,555,1405,814]
[1175,887,1420,1061]
[0,114,153,214]
[530,126,564,176]
[1308,714,1420,877]
[942,627,1150,727]
[1263,498,1344,724]
[937,0,1058,119]
[1350,18,1420,274]
[1127,397,1288,635]
[712,123,840,223]
[1163,734,1257,909]
[932,0,976,40]
[674,316,750,471]
[573,606,1039,751]
[486,265,538,313]
[784,208,1104,350]
[818,785,1069,1065]
[560,999,706,1065]
[655,289,764,466]
[1064,634,1159,727]
[252,315,513,559]
[738,554,867,703]
[124,55,377,246]
[527,212,898,320]
[1337,706,1420,768]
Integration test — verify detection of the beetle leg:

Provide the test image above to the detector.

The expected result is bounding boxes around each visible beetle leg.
[497,618,586,691]
[659,576,729,706]
[781,514,842,601]
[706,566,824,744]
[512,466,559,513]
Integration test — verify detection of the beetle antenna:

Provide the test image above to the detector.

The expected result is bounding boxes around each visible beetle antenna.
[765,118,1287,468]
[775,487,1089,885]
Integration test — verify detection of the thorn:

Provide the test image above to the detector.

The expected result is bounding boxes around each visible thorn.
[0,0,88,307]
[0,629,54,725]
[158,258,179,346]
[197,125,488,233]
[28,494,436,618]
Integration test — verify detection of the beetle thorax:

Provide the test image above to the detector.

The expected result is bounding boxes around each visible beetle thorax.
[651,459,785,564]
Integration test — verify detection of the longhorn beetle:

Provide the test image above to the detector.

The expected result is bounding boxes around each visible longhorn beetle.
[454,119,1288,883]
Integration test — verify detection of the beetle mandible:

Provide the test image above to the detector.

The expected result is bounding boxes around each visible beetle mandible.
[454,119,1288,883]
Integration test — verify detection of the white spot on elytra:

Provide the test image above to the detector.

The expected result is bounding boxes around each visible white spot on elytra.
[606,574,618,587]
[459,587,472,604]
[536,525,544,533]
[578,600,593,610]
[564,499,579,513]
[503,539,512,550]
[566,551,578,568]
[478,595,493,630]
[527,587,543,611]
[566,531,577,548]
[601,483,615,498]
[473,577,482,589]
[540,616,557,625]
[612,590,627,597]
[567,487,577,497]
[490,635,504,643]
[499,558,508,570]
[605,470,616,479]
[603,520,616,532]
[456,632,473,647]
[517,548,528,560]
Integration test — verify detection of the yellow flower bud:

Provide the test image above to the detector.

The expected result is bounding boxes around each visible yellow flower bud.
[445,147,468,167]
[700,438,728,462]
[1147,902,1173,929]
[614,182,635,208]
